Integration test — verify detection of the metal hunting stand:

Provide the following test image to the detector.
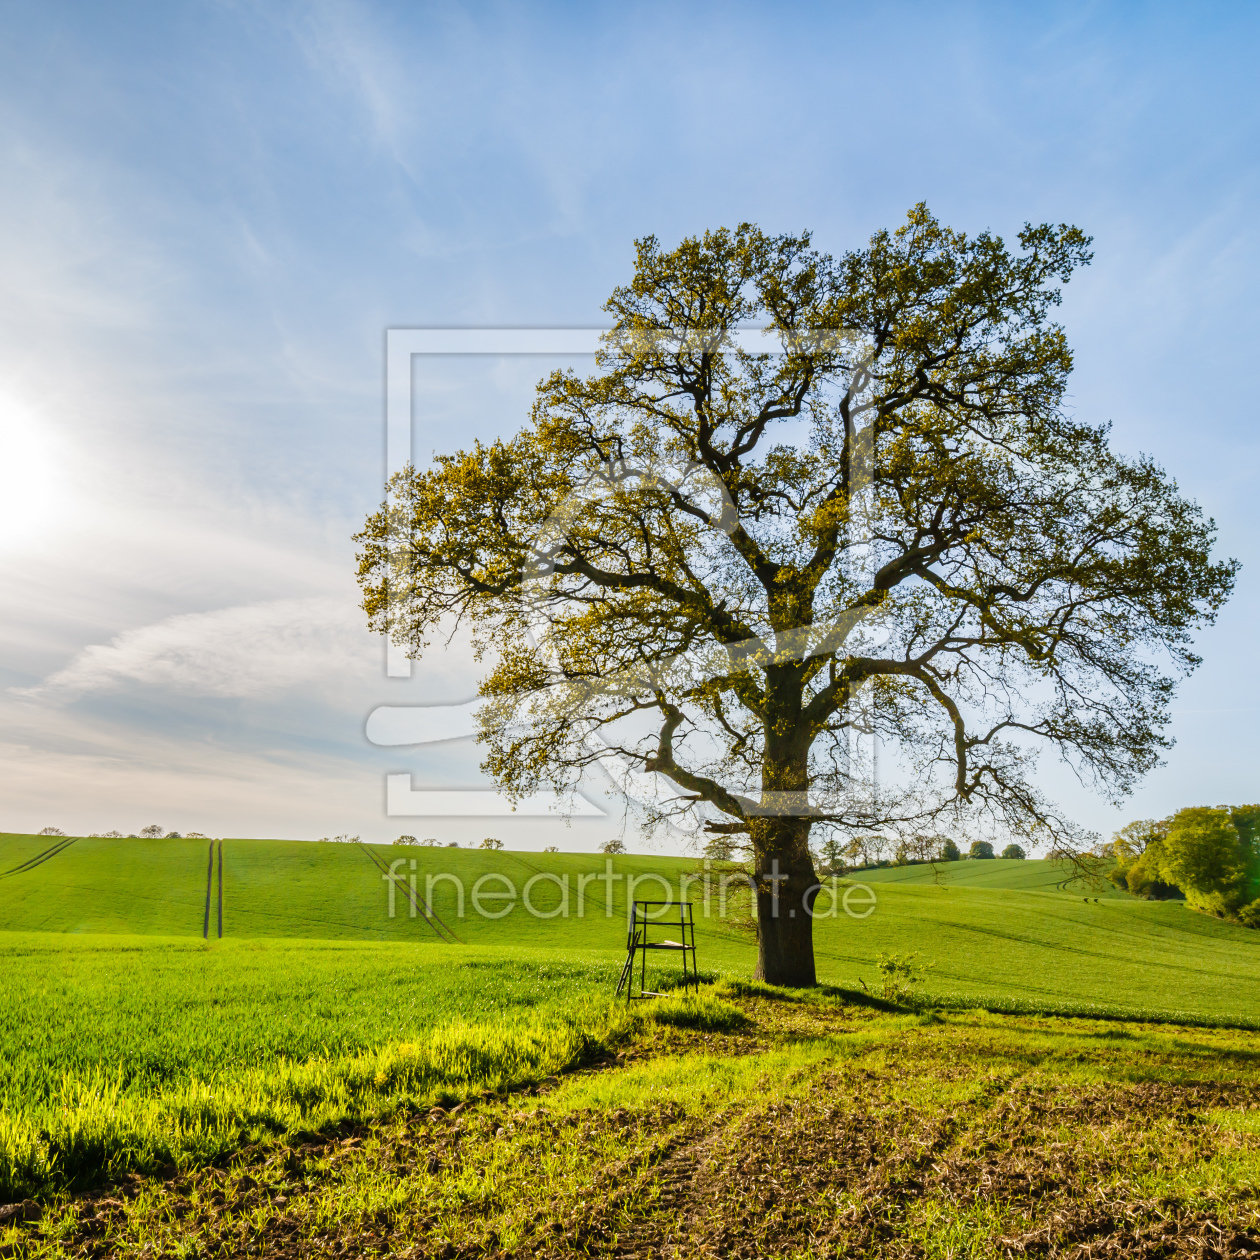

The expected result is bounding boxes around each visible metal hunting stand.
[615,901,698,999]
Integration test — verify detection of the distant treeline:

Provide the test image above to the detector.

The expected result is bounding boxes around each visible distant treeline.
[1106,806,1260,926]
[703,834,1027,871]
[33,826,209,839]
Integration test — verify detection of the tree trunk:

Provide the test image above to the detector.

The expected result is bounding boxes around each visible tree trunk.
[750,815,818,987]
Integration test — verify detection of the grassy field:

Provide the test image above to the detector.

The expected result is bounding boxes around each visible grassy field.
[814,879,1260,1022]
[0,836,211,936]
[854,854,1131,895]
[6,988,1260,1258]
[0,833,721,946]
[4,834,1260,1022]
[5,834,1260,1221]
[0,935,641,1199]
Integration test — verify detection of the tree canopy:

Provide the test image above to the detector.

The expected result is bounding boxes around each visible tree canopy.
[1111,805,1260,917]
[358,206,1236,984]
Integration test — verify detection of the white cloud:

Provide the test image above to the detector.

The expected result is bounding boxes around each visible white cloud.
[15,598,490,708]
[19,598,372,700]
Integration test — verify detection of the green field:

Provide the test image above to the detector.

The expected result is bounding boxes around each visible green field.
[8,993,1260,1258]
[2,835,1257,1022]
[4,833,1260,1212]
[854,854,1131,895]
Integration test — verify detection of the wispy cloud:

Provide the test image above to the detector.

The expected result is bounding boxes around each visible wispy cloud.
[14,597,487,708]
[17,599,370,700]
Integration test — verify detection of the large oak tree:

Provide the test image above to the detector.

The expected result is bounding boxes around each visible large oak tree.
[357,206,1236,986]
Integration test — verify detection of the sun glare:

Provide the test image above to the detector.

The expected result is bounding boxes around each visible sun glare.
[0,394,65,550]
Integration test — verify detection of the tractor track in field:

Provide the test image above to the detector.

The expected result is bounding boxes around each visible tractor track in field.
[0,836,77,878]
[358,843,462,943]
[202,841,213,939]
[202,840,223,939]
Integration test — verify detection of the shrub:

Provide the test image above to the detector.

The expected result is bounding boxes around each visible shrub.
[1238,899,1260,929]
[875,952,931,1003]
[968,840,995,860]
[1000,843,1027,860]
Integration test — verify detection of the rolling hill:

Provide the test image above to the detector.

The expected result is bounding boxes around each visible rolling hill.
[852,854,1131,895]
[2,834,1257,1022]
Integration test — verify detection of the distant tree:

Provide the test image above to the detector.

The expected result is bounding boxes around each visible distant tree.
[1161,807,1248,917]
[480,837,504,850]
[1229,805,1260,898]
[705,835,738,861]
[818,835,846,871]
[1110,818,1168,862]
[393,835,418,846]
[969,840,995,860]
[1115,839,1177,899]
[1000,843,1027,860]
[102,830,124,838]
[421,837,440,846]
[186,831,208,839]
[543,844,559,853]
[37,826,65,836]
[600,839,627,855]
[446,841,459,848]
[1229,805,1260,854]
[842,835,888,871]
[1107,817,1177,897]
[939,838,962,862]
[139,824,164,838]
[165,831,182,839]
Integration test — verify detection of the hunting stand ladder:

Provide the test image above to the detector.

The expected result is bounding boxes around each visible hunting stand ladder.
[615,901,698,999]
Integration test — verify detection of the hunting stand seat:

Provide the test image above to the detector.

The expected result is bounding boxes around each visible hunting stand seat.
[615,901,698,999]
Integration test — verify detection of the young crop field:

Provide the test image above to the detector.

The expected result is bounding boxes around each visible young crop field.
[6,832,1260,1255]
[4,834,1260,1023]
[5,985,1260,1259]
[855,855,1132,895]
[0,934,640,1201]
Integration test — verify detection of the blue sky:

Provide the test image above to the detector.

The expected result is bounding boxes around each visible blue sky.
[0,1,1256,848]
